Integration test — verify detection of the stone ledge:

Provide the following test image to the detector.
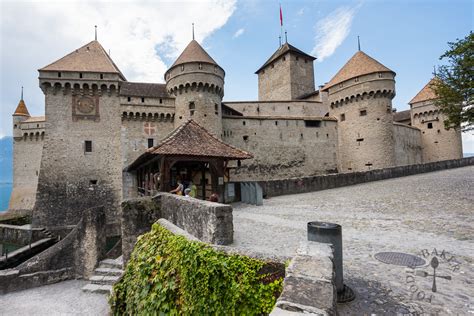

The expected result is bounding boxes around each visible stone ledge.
[273,241,337,315]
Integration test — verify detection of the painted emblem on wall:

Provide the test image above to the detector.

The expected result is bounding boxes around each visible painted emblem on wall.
[72,95,100,121]
[144,122,156,136]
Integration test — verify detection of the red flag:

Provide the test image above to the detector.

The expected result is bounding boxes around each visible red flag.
[280,5,283,26]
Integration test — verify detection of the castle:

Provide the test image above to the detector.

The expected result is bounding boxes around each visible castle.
[9,38,463,233]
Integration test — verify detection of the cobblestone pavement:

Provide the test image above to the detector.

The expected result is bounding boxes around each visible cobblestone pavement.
[232,166,474,314]
[0,280,109,315]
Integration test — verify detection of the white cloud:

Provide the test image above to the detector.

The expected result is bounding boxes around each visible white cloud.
[0,0,236,137]
[311,5,359,62]
[462,132,474,154]
[233,28,245,38]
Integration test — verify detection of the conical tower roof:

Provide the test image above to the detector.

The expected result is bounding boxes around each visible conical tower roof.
[409,78,439,104]
[322,51,394,91]
[39,40,126,80]
[13,98,30,117]
[170,40,218,68]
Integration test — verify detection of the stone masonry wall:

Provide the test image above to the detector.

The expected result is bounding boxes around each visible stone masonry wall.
[223,117,338,181]
[255,156,474,198]
[393,123,422,166]
[224,100,328,117]
[411,100,463,162]
[9,133,43,211]
[328,72,396,172]
[121,193,233,264]
[258,52,315,101]
[33,78,123,234]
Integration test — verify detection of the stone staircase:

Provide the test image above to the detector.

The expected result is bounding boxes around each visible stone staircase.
[81,256,124,294]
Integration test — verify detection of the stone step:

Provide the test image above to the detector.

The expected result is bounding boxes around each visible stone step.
[94,267,123,276]
[81,283,113,294]
[89,275,121,285]
[99,258,122,269]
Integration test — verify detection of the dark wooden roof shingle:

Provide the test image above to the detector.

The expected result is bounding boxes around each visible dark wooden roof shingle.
[120,82,169,98]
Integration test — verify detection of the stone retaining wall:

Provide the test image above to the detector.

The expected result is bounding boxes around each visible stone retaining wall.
[121,193,233,264]
[0,224,47,245]
[256,157,474,197]
[0,206,106,294]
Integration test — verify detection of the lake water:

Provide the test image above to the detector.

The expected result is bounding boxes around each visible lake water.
[0,183,12,212]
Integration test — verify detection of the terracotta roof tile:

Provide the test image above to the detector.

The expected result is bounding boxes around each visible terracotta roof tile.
[121,82,169,98]
[13,99,30,116]
[39,40,125,80]
[322,51,394,91]
[170,40,218,68]
[409,78,439,104]
[256,42,316,74]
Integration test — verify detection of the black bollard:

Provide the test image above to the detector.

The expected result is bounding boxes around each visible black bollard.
[307,221,344,292]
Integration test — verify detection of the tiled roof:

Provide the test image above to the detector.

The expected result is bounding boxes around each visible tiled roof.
[322,51,394,91]
[255,42,316,74]
[120,82,169,98]
[126,120,253,171]
[393,110,411,122]
[13,99,30,116]
[409,78,439,104]
[170,40,218,68]
[39,40,126,80]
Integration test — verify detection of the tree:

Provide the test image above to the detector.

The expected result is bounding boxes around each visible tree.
[432,31,473,131]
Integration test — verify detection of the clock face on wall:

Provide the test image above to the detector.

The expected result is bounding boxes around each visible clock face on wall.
[76,96,95,114]
[72,95,100,121]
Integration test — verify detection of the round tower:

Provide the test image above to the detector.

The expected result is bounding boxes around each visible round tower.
[165,40,224,137]
[409,78,463,162]
[324,51,396,172]
[12,88,30,139]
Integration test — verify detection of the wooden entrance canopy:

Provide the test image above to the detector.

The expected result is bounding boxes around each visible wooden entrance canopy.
[124,119,253,200]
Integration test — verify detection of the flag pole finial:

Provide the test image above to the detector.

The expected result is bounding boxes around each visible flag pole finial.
[192,23,195,40]
[357,36,361,51]
[95,25,97,41]
[21,86,23,100]
[285,30,288,43]
[279,35,282,47]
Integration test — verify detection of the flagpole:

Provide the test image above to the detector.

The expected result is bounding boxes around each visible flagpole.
[279,3,283,47]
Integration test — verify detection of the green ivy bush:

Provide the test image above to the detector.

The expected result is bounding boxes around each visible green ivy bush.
[110,223,284,315]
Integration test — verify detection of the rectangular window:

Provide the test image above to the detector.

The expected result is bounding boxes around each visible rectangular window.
[148,138,154,148]
[360,110,367,116]
[141,97,145,103]
[85,140,92,153]
[127,97,131,102]
[304,120,321,128]
[427,122,433,129]
[159,98,163,104]
[340,113,346,121]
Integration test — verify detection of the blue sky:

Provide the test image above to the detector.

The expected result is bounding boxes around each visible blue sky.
[0,0,473,151]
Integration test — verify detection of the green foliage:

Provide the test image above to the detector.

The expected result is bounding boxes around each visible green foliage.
[432,31,474,131]
[109,223,284,315]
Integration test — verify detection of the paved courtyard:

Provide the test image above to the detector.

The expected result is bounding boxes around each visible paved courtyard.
[232,166,474,314]
[0,280,108,315]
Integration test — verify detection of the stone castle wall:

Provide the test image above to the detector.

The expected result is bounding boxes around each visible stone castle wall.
[222,116,338,181]
[224,100,328,117]
[411,100,463,162]
[393,123,422,166]
[258,52,315,101]
[328,72,396,172]
[9,124,44,210]
[33,77,123,233]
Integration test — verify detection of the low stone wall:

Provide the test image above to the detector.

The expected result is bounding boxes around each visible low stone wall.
[0,224,47,245]
[0,206,106,294]
[257,157,474,197]
[157,219,336,315]
[122,193,234,264]
[271,241,336,315]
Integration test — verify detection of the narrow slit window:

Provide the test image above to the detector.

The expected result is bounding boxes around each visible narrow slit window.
[85,140,92,153]
[360,110,367,116]
[141,97,145,103]
[340,113,345,121]
[148,138,154,148]
[427,122,433,129]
